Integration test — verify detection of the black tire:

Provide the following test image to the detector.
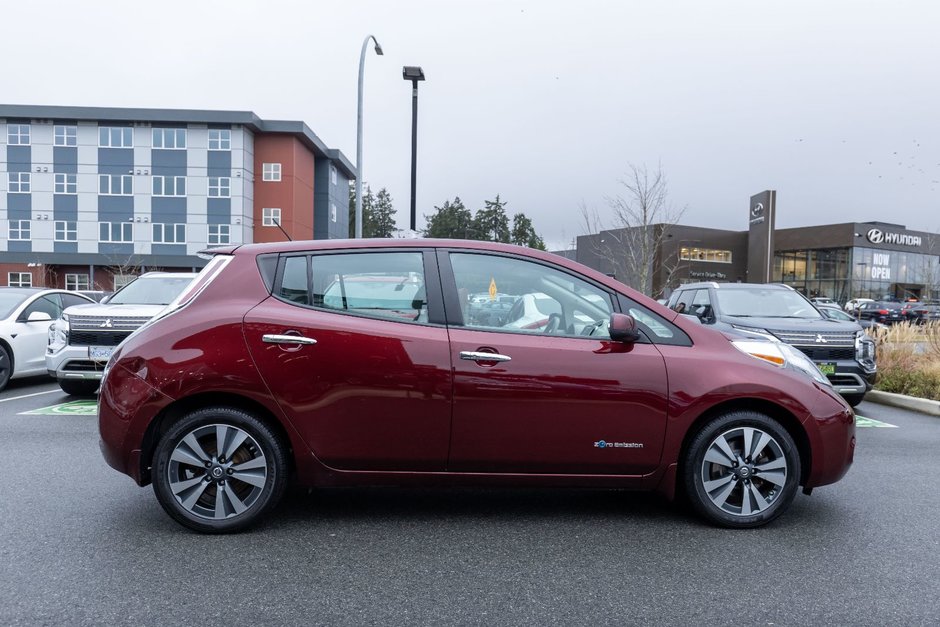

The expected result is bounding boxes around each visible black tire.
[152,406,289,533]
[842,393,865,408]
[683,411,801,529]
[58,379,99,396]
[0,344,11,392]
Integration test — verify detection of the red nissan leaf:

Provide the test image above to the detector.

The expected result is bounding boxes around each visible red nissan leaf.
[98,240,855,532]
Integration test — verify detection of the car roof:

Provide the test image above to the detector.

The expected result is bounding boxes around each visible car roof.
[137,272,199,278]
[0,287,44,296]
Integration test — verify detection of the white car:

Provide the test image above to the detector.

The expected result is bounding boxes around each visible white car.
[844,298,874,313]
[46,272,197,395]
[0,288,95,391]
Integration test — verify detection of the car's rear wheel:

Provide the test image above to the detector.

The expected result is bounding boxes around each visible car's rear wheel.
[683,411,801,528]
[58,379,99,396]
[841,393,865,408]
[152,407,288,533]
[0,345,11,392]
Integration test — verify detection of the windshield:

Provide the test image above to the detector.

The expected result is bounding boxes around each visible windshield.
[108,277,196,305]
[717,288,822,319]
[0,292,30,319]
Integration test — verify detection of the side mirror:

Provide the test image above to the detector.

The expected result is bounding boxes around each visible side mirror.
[609,313,641,343]
[27,311,53,323]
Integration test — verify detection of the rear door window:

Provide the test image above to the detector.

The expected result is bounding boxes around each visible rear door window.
[275,251,430,324]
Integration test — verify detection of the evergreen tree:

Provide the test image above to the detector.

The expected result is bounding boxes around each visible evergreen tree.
[423,196,474,239]
[472,195,511,243]
[511,213,546,250]
[365,188,398,238]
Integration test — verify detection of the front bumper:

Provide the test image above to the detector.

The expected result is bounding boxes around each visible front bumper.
[826,361,877,395]
[46,345,109,381]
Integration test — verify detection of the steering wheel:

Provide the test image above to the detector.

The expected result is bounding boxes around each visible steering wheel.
[543,313,564,335]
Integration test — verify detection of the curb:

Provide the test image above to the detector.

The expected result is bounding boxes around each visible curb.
[865,390,940,417]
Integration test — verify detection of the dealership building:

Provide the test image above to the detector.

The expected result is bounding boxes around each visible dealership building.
[0,104,355,290]
[574,190,940,302]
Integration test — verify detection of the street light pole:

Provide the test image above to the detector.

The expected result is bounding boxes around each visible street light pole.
[402,66,425,232]
[355,35,383,239]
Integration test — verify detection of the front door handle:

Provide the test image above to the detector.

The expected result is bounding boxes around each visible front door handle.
[263,334,317,346]
[460,351,511,362]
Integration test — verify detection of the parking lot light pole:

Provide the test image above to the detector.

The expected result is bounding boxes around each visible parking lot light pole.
[356,35,383,239]
[402,65,425,232]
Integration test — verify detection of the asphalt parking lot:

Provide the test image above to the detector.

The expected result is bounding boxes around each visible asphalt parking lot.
[1,377,938,626]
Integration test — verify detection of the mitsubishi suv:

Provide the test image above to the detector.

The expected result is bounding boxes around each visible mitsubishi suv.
[46,272,197,395]
[666,282,876,406]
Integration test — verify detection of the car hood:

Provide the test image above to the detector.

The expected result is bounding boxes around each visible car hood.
[62,303,168,319]
[722,315,862,334]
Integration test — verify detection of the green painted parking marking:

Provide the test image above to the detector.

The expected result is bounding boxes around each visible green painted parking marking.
[21,400,98,416]
[855,415,898,428]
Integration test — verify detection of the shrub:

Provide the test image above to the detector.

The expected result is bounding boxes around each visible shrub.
[869,322,940,400]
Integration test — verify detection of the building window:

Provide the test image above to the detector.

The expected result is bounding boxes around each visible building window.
[8,172,31,193]
[9,220,31,240]
[8,272,32,287]
[113,274,136,290]
[7,124,30,145]
[262,163,282,182]
[208,224,231,245]
[208,177,231,198]
[152,223,186,244]
[54,173,78,195]
[680,247,733,264]
[330,202,337,223]
[54,125,78,147]
[54,220,78,241]
[330,165,337,186]
[98,127,134,148]
[99,222,133,243]
[262,208,281,227]
[152,175,187,197]
[208,129,231,151]
[99,174,133,195]
[152,128,187,149]
[65,274,91,291]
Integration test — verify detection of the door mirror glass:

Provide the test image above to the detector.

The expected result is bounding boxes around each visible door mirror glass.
[609,313,641,343]
[27,311,53,322]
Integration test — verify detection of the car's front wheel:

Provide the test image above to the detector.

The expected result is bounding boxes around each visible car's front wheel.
[683,411,801,528]
[152,407,288,533]
[58,379,99,396]
[842,393,865,408]
[0,345,11,392]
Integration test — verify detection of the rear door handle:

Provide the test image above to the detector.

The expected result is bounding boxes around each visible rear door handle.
[460,351,511,362]
[263,334,317,345]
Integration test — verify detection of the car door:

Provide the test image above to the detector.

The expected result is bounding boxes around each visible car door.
[442,251,670,475]
[11,293,63,374]
[243,249,453,472]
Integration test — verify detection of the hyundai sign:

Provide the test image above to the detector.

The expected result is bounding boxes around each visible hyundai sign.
[866,228,922,247]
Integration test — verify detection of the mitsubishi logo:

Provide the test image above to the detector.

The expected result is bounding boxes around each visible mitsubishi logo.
[99,319,113,329]
[815,334,828,344]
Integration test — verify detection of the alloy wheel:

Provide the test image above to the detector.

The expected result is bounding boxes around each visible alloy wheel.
[700,426,788,517]
[167,424,268,520]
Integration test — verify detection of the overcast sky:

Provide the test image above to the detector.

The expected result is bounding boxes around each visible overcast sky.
[4,0,939,248]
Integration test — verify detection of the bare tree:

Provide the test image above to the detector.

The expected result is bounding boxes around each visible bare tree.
[580,163,686,296]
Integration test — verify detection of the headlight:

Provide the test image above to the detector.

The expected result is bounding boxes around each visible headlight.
[856,332,876,367]
[47,317,69,353]
[732,339,832,387]
[729,324,777,341]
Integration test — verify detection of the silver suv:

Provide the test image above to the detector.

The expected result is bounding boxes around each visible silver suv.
[46,272,197,395]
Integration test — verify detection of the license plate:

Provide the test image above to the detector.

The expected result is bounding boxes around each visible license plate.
[88,346,114,362]
[816,362,836,375]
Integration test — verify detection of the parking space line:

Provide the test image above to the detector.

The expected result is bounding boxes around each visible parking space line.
[0,389,60,404]
[855,415,898,428]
